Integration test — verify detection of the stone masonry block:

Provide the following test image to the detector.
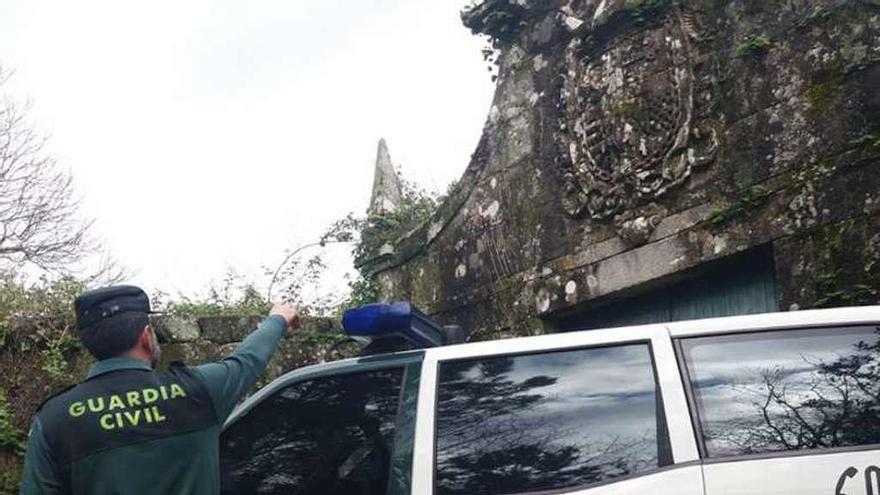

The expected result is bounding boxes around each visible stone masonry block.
[198,316,263,344]
[151,315,200,343]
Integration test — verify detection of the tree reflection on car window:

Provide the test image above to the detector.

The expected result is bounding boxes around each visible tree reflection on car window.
[683,326,880,457]
[435,345,666,495]
[219,368,404,495]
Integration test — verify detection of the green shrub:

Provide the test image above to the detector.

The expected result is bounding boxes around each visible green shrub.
[0,391,23,455]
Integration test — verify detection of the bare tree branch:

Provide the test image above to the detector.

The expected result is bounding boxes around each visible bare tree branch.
[0,65,93,272]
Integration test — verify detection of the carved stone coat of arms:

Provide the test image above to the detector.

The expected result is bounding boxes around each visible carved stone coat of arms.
[556,0,716,221]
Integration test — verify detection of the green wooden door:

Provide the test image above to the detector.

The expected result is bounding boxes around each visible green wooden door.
[560,248,778,331]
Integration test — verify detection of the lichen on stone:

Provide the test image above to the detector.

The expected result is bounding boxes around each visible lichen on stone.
[707,185,774,227]
[736,35,771,58]
[804,76,843,113]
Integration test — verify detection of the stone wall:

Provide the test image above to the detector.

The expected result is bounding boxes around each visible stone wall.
[360,0,880,340]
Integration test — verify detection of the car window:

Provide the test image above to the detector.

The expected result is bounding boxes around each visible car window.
[681,325,880,458]
[220,367,405,495]
[434,344,670,495]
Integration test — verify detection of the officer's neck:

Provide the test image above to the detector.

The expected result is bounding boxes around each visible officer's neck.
[118,347,156,368]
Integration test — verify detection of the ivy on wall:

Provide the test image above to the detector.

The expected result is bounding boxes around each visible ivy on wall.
[354,177,449,276]
[0,274,88,494]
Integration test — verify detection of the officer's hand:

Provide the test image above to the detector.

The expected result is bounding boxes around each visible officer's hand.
[270,304,301,331]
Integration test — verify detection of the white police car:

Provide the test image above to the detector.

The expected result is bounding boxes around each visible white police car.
[219,303,880,495]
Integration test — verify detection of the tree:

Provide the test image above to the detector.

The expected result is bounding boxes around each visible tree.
[435,358,654,494]
[711,329,880,454]
[0,67,91,271]
[265,213,362,312]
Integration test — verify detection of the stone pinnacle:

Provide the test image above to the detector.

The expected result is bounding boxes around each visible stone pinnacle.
[368,138,403,216]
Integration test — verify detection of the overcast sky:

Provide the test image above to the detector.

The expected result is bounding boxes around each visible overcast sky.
[0,0,495,301]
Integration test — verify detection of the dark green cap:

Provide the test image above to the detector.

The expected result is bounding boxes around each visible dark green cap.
[75,285,152,330]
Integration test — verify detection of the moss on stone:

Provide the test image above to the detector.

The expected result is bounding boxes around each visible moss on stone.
[627,0,668,24]
[808,6,834,19]
[408,258,442,312]
[788,160,836,190]
[469,275,544,340]
[797,6,835,28]
[742,0,785,14]
[707,185,773,226]
[736,35,772,58]
[805,77,843,113]
[295,330,346,347]
[807,219,880,308]
[851,128,880,160]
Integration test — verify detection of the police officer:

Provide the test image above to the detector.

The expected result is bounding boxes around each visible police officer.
[20,285,300,494]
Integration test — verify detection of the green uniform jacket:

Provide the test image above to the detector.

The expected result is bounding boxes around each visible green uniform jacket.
[20,315,288,495]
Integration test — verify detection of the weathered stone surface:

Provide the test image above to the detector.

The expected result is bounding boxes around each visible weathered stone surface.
[360,0,880,338]
[557,6,717,221]
[298,317,341,335]
[368,139,403,216]
[151,315,200,343]
[618,217,658,247]
[197,315,263,344]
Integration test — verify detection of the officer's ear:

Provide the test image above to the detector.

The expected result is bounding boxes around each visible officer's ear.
[136,324,153,349]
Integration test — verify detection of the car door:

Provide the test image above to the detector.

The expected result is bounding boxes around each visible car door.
[219,352,423,495]
[676,316,880,495]
[412,324,704,495]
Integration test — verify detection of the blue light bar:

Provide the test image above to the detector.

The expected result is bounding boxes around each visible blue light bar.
[342,302,445,348]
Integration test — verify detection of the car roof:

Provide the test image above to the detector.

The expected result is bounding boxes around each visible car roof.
[417,305,880,359]
[666,305,880,337]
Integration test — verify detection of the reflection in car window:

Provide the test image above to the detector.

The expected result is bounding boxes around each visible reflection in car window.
[219,368,404,495]
[435,344,668,495]
[682,326,880,458]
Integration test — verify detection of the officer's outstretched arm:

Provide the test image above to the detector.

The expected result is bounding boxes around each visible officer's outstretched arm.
[192,305,298,423]
[20,418,64,495]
